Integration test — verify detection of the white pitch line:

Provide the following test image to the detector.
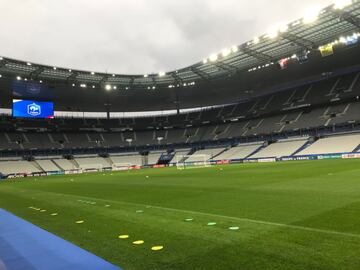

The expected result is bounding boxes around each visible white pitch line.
[26,191,360,240]
[74,195,360,240]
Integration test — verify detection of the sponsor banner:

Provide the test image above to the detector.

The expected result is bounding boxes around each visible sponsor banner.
[47,171,65,176]
[64,169,83,175]
[153,164,166,169]
[31,172,48,177]
[6,174,26,179]
[342,153,360,159]
[258,158,276,163]
[317,154,342,160]
[243,159,259,163]
[216,160,230,165]
[281,156,311,161]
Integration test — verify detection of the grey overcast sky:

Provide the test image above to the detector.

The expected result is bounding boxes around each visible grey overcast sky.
[0,0,333,74]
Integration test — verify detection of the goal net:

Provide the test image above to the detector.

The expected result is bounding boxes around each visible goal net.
[112,163,132,171]
[176,154,211,170]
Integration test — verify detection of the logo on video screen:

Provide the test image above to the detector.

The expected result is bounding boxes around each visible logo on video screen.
[27,103,41,116]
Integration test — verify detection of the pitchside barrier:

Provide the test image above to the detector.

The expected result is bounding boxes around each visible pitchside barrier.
[2,152,360,180]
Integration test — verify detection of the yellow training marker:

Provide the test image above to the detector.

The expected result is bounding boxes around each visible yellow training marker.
[75,220,85,224]
[51,213,58,216]
[151,246,164,251]
[118,235,129,239]
[40,210,47,212]
[132,240,144,245]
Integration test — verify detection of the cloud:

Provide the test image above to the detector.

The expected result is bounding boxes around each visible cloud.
[0,0,333,74]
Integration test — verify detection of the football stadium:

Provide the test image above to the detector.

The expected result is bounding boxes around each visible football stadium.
[1,1,360,269]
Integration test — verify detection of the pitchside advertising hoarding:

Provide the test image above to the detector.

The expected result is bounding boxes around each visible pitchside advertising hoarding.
[12,99,54,119]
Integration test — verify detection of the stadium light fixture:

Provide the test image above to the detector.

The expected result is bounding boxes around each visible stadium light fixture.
[209,53,218,62]
[333,0,352,9]
[92,85,95,89]
[91,72,95,75]
[39,80,42,83]
[113,86,117,90]
[221,48,231,57]
[0,57,3,60]
[279,24,289,33]
[0,74,2,78]
[303,6,321,24]
[72,83,75,87]
[253,37,260,44]
[80,84,87,88]
[16,76,21,80]
[144,74,148,78]
[27,62,32,66]
[53,67,57,70]
[112,74,115,77]
[68,69,72,72]
[267,24,280,39]
[105,84,112,91]
[231,46,239,53]
[158,71,166,77]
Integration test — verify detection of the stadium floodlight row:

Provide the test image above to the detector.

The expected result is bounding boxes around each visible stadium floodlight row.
[0,1,359,90]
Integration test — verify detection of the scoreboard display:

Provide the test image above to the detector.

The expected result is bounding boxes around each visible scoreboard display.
[12,99,54,119]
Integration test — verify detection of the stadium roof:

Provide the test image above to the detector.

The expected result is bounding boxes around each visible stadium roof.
[0,0,360,90]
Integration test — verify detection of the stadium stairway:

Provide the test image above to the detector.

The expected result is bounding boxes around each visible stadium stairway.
[245,143,267,159]
[211,147,230,160]
[292,138,316,156]
[70,159,80,169]
[353,144,360,153]
[31,161,44,172]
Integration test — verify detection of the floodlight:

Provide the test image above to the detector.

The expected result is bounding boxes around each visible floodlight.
[279,24,289,33]
[231,46,239,53]
[267,26,279,39]
[27,62,32,66]
[203,59,208,64]
[105,84,112,91]
[221,48,231,57]
[303,6,321,24]
[253,37,260,44]
[159,71,165,77]
[16,76,21,80]
[333,0,352,9]
[144,74,148,78]
[209,53,218,62]
[91,72,95,75]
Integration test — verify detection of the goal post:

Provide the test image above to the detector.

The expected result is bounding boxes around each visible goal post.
[176,154,211,170]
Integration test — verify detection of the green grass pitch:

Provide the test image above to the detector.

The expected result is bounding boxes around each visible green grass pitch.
[1,159,360,270]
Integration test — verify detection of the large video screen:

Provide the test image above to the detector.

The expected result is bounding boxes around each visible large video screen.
[12,99,54,119]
